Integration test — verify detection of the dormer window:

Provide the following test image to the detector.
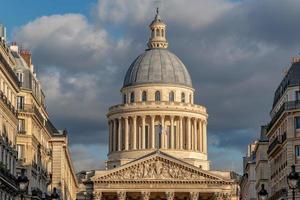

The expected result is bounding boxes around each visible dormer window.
[130,92,135,103]
[17,72,23,83]
[155,91,161,101]
[181,92,185,103]
[142,91,147,102]
[169,91,174,102]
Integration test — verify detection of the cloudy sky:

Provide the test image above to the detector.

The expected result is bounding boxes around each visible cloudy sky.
[2,0,300,173]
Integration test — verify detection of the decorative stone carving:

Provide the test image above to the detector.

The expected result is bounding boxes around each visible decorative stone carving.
[117,191,126,200]
[213,192,231,200]
[141,191,151,200]
[165,191,175,200]
[98,157,219,181]
[93,191,102,200]
[189,192,199,200]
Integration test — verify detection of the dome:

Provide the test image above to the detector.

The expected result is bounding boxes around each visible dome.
[123,48,193,88]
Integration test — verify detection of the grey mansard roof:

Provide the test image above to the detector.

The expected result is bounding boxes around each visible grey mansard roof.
[123,49,193,88]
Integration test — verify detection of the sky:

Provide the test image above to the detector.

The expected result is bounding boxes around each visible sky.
[1,0,300,174]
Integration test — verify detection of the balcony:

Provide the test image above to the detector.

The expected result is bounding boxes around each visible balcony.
[267,132,287,155]
[18,104,44,124]
[268,100,300,131]
[0,91,17,117]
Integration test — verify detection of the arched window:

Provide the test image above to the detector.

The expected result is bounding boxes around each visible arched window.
[130,92,135,103]
[189,94,192,103]
[123,94,127,104]
[156,29,160,37]
[142,91,147,102]
[151,29,154,37]
[169,91,174,102]
[181,92,185,103]
[161,29,164,37]
[155,91,161,101]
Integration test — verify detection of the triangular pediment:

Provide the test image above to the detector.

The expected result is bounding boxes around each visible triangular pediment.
[92,151,232,183]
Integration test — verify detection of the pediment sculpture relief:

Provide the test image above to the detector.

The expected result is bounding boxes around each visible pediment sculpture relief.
[99,157,218,181]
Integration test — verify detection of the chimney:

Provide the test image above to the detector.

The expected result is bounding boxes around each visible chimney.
[20,50,32,67]
[292,56,300,64]
[0,24,6,41]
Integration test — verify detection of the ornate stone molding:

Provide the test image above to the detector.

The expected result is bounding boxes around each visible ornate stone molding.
[189,192,199,200]
[97,157,220,181]
[165,191,174,200]
[117,191,126,200]
[93,191,102,200]
[141,191,150,200]
[213,192,231,200]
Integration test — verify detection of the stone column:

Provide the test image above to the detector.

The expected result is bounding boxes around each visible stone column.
[198,119,202,152]
[189,192,199,200]
[203,121,207,154]
[133,116,137,150]
[117,191,126,200]
[151,115,155,149]
[141,116,146,149]
[113,119,117,152]
[165,191,174,200]
[141,191,150,200]
[118,118,122,151]
[170,116,174,149]
[179,116,183,150]
[161,115,165,149]
[125,117,129,150]
[187,117,191,150]
[108,120,112,153]
[193,118,197,151]
[93,191,102,200]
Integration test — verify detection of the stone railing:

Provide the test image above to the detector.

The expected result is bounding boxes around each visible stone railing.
[109,101,207,113]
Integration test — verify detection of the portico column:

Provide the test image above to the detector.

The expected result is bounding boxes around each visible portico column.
[187,117,191,150]
[179,116,183,150]
[113,119,117,151]
[203,120,207,154]
[160,115,165,149]
[170,116,174,149]
[193,118,197,151]
[117,191,126,200]
[141,191,150,200]
[124,117,129,150]
[142,116,146,149]
[189,192,199,200]
[165,192,174,200]
[132,116,137,150]
[108,120,112,153]
[118,118,122,151]
[198,119,202,152]
[151,115,155,149]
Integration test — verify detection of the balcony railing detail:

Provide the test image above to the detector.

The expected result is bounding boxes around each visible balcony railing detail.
[0,91,17,117]
[268,100,300,131]
[267,132,287,154]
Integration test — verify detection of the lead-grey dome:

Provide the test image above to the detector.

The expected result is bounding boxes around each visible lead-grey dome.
[123,49,193,88]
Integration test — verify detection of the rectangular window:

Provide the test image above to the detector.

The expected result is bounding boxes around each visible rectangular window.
[296,117,300,129]
[296,91,300,101]
[17,73,24,83]
[17,96,24,110]
[18,119,25,133]
[17,144,25,160]
[296,145,300,158]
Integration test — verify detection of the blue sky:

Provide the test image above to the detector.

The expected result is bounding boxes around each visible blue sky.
[1,0,96,38]
[1,0,299,173]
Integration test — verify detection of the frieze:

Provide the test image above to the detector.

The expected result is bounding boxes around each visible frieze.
[95,157,220,181]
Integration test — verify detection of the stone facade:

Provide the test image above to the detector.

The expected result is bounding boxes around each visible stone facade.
[0,30,19,200]
[78,9,240,200]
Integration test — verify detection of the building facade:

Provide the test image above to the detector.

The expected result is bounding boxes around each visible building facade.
[0,25,20,200]
[0,24,78,200]
[80,9,240,200]
[266,57,300,200]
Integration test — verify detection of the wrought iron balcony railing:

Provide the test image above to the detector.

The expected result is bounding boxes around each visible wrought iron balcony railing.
[267,132,287,154]
[268,100,300,131]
